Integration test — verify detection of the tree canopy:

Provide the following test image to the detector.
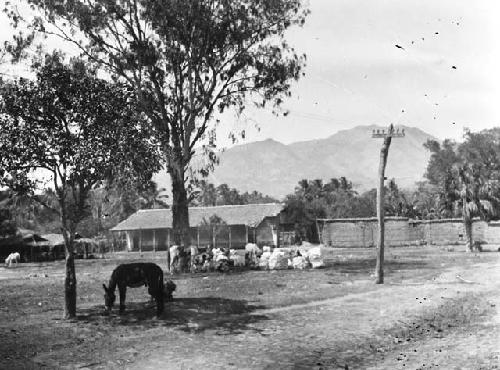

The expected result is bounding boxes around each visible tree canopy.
[423,129,500,251]
[0,53,160,317]
[6,0,310,246]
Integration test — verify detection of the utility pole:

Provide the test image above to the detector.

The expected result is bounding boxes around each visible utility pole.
[371,124,405,284]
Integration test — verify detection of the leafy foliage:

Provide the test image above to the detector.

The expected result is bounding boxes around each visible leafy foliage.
[423,129,500,250]
[191,180,278,206]
[0,53,160,317]
[6,0,309,245]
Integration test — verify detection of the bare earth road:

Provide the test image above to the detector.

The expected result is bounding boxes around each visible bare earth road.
[0,247,498,370]
[132,260,500,370]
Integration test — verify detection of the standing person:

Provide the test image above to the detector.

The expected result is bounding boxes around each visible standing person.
[190,245,199,272]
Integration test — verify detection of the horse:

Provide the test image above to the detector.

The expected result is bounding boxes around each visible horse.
[103,262,165,317]
[4,252,20,267]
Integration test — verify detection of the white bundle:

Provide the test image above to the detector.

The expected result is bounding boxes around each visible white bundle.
[292,256,309,269]
[262,246,272,253]
[268,250,288,270]
[245,243,261,254]
[215,253,228,262]
[307,246,325,269]
[258,251,272,269]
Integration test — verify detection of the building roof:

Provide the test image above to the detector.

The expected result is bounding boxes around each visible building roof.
[111,203,284,232]
[41,234,66,246]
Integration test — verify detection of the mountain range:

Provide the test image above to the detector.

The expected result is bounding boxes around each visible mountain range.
[155,125,437,200]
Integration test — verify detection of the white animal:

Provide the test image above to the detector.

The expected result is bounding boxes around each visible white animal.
[5,252,20,267]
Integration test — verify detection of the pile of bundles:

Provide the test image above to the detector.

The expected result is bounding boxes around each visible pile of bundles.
[254,244,328,270]
[171,242,328,274]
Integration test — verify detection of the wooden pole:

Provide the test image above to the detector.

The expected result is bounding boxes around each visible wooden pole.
[139,229,142,253]
[372,124,404,284]
[153,229,156,252]
[167,229,171,273]
[316,220,322,245]
[229,226,232,249]
[212,226,216,248]
[245,225,249,244]
[197,227,200,248]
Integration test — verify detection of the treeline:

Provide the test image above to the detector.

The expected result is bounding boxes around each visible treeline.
[3,128,499,249]
[191,180,278,206]
[0,181,169,239]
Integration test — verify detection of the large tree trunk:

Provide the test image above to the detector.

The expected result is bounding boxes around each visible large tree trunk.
[63,249,77,319]
[170,164,191,253]
[61,216,77,319]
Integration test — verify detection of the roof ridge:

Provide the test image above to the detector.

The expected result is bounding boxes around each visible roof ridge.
[189,203,282,210]
[136,203,283,213]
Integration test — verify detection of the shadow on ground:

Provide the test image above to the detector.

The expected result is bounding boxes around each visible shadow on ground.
[77,297,268,335]
[329,258,429,275]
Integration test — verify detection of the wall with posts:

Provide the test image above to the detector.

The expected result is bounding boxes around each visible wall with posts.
[320,218,497,247]
[125,225,250,251]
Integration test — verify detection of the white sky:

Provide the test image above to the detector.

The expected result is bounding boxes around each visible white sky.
[1,0,499,147]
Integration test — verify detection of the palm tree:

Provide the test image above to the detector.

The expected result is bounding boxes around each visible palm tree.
[457,164,500,252]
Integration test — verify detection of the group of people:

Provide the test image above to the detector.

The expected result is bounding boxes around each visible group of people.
[169,244,245,274]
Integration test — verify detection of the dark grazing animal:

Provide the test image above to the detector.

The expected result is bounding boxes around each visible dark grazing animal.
[103,263,165,317]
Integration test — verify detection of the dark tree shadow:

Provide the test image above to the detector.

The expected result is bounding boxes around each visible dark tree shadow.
[327,258,429,275]
[77,297,268,335]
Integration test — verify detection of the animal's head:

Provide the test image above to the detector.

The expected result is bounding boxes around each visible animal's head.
[102,284,116,311]
[164,280,177,300]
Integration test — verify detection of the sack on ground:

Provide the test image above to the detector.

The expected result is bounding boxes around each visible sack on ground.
[306,246,326,268]
[292,256,309,269]
[258,251,272,269]
[268,250,288,270]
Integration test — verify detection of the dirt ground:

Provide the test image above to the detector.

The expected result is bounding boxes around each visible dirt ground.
[0,246,499,369]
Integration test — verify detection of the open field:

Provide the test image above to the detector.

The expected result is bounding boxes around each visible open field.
[0,246,499,369]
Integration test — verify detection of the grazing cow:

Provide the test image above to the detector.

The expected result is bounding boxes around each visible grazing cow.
[4,252,20,267]
[103,262,165,317]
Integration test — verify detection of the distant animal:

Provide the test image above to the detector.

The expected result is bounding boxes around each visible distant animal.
[103,263,165,317]
[5,252,20,267]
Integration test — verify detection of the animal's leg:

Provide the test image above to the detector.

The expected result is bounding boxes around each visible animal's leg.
[155,291,164,317]
[119,286,127,313]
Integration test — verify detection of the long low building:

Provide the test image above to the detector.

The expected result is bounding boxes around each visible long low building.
[110,203,285,251]
[317,217,500,247]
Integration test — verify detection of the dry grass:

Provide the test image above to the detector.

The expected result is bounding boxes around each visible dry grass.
[0,246,498,369]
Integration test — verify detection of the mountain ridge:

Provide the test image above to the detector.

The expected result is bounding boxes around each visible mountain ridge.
[155,125,437,199]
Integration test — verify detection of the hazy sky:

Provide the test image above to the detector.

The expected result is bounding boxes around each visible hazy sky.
[1,0,499,147]
[219,0,500,146]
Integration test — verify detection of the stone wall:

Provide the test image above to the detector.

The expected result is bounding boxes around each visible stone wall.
[320,218,498,247]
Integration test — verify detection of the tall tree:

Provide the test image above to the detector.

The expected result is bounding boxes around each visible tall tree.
[424,139,460,186]
[424,129,500,251]
[0,54,159,318]
[8,0,309,247]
